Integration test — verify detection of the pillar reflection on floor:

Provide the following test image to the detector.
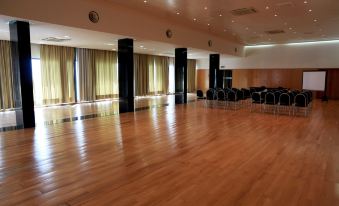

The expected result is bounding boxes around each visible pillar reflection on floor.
[0,94,196,132]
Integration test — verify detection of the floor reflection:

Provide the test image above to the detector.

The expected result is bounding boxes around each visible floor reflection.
[33,127,53,175]
[0,94,196,132]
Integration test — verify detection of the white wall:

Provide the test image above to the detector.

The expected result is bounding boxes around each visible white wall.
[197,41,339,69]
[0,0,242,56]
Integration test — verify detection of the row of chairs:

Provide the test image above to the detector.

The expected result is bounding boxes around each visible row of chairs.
[197,88,313,116]
[202,88,251,110]
[251,90,312,116]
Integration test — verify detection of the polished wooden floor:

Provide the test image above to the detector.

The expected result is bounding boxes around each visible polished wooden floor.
[0,100,339,205]
[0,94,195,129]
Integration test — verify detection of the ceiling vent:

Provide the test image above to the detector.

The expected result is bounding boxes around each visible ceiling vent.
[276,1,294,8]
[265,30,285,35]
[230,7,257,16]
[41,37,72,42]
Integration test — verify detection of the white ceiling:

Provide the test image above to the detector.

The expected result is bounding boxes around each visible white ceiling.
[109,0,339,45]
[1,0,339,59]
[0,15,212,59]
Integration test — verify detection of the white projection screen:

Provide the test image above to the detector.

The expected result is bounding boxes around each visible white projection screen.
[302,71,327,91]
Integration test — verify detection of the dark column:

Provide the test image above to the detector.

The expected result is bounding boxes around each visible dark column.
[118,38,134,113]
[175,48,187,104]
[209,54,221,89]
[10,21,35,128]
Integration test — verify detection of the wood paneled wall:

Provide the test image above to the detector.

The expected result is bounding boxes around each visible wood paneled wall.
[232,69,306,90]
[197,69,209,93]
[197,68,339,99]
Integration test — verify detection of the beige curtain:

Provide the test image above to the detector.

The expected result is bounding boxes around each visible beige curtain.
[40,45,75,105]
[148,55,155,95]
[0,40,14,109]
[78,48,96,101]
[78,48,118,101]
[187,59,197,93]
[134,54,149,96]
[95,50,118,99]
[154,56,169,94]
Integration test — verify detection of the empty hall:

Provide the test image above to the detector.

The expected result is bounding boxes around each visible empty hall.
[1,0,339,205]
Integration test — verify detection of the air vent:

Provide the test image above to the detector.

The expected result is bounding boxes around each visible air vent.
[276,1,294,7]
[265,30,285,35]
[41,37,72,42]
[231,7,257,16]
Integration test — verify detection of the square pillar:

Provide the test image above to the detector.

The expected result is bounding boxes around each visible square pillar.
[118,38,134,113]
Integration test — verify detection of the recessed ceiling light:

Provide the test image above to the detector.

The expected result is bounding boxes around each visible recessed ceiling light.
[207,23,210,26]
[308,9,312,12]
[304,1,308,4]
[231,20,235,23]
[143,0,147,3]
[289,27,293,30]
[176,12,180,15]
[139,45,144,48]
[314,19,318,22]
[265,6,270,10]
[204,6,208,10]
[219,14,222,17]
[245,27,249,30]
[274,14,278,17]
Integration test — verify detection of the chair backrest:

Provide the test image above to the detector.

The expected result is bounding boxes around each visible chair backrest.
[206,89,215,100]
[279,93,291,106]
[252,92,262,103]
[265,92,276,104]
[295,94,307,107]
[217,90,225,101]
[197,90,203,98]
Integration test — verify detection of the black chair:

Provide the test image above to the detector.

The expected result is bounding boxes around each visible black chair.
[264,92,278,114]
[217,89,226,108]
[205,88,216,107]
[251,92,264,112]
[196,90,205,100]
[278,93,292,115]
[294,93,309,116]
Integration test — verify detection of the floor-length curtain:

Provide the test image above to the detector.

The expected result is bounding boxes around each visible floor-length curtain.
[95,50,118,99]
[134,54,149,96]
[78,48,118,101]
[154,56,169,94]
[78,48,96,101]
[0,40,14,109]
[40,45,75,105]
[187,59,197,93]
[148,55,155,95]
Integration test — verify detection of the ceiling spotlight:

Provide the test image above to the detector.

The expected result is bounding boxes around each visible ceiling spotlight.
[274,14,278,17]
[304,0,308,3]
[308,9,312,12]
[193,18,197,21]
[204,6,208,10]
[139,45,144,48]
[219,14,222,17]
[289,27,293,30]
[176,12,180,15]
[143,0,147,3]
[231,20,235,23]
[265,6,270,10]
[314,19,318,22]
[207,23,210,26]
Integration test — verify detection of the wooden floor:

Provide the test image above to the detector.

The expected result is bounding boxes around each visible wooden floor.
[0,94,195,129]
[0,100,339,205]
